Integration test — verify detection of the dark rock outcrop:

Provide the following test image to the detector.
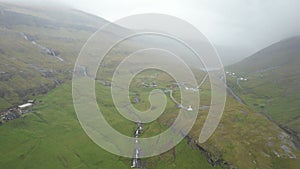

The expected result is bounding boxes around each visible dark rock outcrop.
[185,136,236,169]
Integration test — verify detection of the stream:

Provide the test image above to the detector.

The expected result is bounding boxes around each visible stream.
[21,32,64,62]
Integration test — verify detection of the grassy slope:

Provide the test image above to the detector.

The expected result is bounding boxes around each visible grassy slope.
[1,68,299,168]
[0,2,106,110]
[227,36,300,145]
[104,69,300,169]
[0,82,216,169]
[191,78,299,169]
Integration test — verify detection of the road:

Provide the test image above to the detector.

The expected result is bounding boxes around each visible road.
[169,90,180,106]
[197,74,208,89]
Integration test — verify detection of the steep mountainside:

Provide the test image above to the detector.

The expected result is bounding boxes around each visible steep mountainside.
[228,36,300,73]
[0,2,108,110]
[227,36,300,148]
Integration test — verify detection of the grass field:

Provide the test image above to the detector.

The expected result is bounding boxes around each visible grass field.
[0,80,218,169]
[226,36,300,149]
[1,68,300,168]
[226,72,300,145]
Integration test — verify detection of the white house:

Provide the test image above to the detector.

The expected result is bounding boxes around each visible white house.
[18,103,33,109]
[187,105,193,111]
[18,103,33,113]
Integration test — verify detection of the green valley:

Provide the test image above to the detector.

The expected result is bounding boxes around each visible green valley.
[0,2,299,169]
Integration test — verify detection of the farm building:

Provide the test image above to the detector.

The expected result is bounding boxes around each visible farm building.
[18,103,33,113]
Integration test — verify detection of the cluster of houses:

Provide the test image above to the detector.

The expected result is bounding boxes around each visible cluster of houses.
[142,82,157,88]
[0,100,34,124]
[177,104,193,111]
[226,71,236,76]
[174,82,200,92]
[238,77,248,81]
[184,86,199,92]
[226,71,248,81]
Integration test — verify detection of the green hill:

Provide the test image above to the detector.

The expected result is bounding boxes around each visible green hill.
[0,2,108,110]
[227,36,300,148]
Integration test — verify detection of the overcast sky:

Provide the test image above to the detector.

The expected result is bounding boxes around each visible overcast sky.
[2,0,300,63]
